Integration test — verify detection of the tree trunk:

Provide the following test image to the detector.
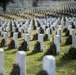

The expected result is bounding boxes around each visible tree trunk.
[33,0,38,7]
[3,3,6,12]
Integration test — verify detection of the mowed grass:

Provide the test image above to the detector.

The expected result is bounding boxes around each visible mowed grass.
[0,25,76,75]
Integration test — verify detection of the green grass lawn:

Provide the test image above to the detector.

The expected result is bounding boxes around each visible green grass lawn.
[0,20,76,75]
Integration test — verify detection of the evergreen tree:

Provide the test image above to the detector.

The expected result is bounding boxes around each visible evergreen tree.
[32,0,38,7]
[0,0,13,12]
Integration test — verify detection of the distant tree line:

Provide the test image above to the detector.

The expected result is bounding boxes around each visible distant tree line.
[0,0,76,12]
[32,0,76,7]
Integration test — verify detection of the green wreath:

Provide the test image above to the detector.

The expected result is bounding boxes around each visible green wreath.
[10,64,20,75]
[18,40,27,51]
[65,35,72,45]
[32,41,41,53]
[0,39,5,47]
[44,42,56,55]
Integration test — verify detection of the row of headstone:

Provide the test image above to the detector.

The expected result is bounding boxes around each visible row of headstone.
[0,31,30,50]
[2,30,60,54]
[64,17,76,49]
[0,49,56,75]
[0,17,75,51]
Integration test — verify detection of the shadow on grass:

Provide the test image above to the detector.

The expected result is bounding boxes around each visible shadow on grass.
[43,40,49,42]
[36,69,48,75]
[4,48,16,51]
[10,51,17,54]
[56,55,73,67]
[37,56,43,61]
[61,44,71,46]
[62,35,68,37]
[27,51,41,56]
[30,39,37,41]
[37,54,58,62]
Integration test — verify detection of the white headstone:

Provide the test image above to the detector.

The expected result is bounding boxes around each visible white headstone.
[57,28,62,42]
[68,25,72,35]
[66,18,72,28]
[29,25,32,29]
[36,28,40,40]
[70,29,75,38]
[19,27,22,33]
[73,21,76,28]
[42,25,46,31]
[22,25,26,32]
[38,34,43,51]
[13,33,18,48]
[59,25,62,29]
[6,27,9,32]
[28,28,31,38]
[17,24,20,29]
[72,36,76,49]
[54,35,60,54]
[12,27,16,32]
[46,28,50,40]
[43,55,56,75]
[3,32,8,46]
[61,17,64,26]
[0,27,3,36]
[25,34,29,50]
[50,25,53,33]
[20,27,24,33]
[16,51,26,75]
[2,24,5,31]
[0,49,4,75]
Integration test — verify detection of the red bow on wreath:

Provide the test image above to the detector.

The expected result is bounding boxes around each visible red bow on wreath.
[50,48,52,52]
[21,42,25,46]
[2,39,4,42]
[12,63,16,67]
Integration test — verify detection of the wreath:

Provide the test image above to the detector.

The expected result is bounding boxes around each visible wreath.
[18,40,27,51]
[65,35,72,45]
[18,32,21,38]
[10,25,12,31]
[0,32,1,36]
[55,31,57,35]
[32,33,38,40]
[53,27,55,30]
[0,38,5,47]
[63,47,76,60]
[33,20,36,30]
[45,26,48,30]
[10,32,13,37]
[44,42,56,56]
[32,41,41,53]
[40,27,44,34]
[72,25,75,28]
[43,34,48,41]
[65,29,69,36]
[72,23,75,28]
[22,29,24,33]
[37,21,40,27]
[16,28,18,32]
[50,29,52,34]
[37,70,48,75]
[33,25,36,30]
[10,63,20,75]
[8,40,15,49]
[63,28,68,32]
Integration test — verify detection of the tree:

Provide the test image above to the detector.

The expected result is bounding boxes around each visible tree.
[32,0,38,7]
[0,0,13,12]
